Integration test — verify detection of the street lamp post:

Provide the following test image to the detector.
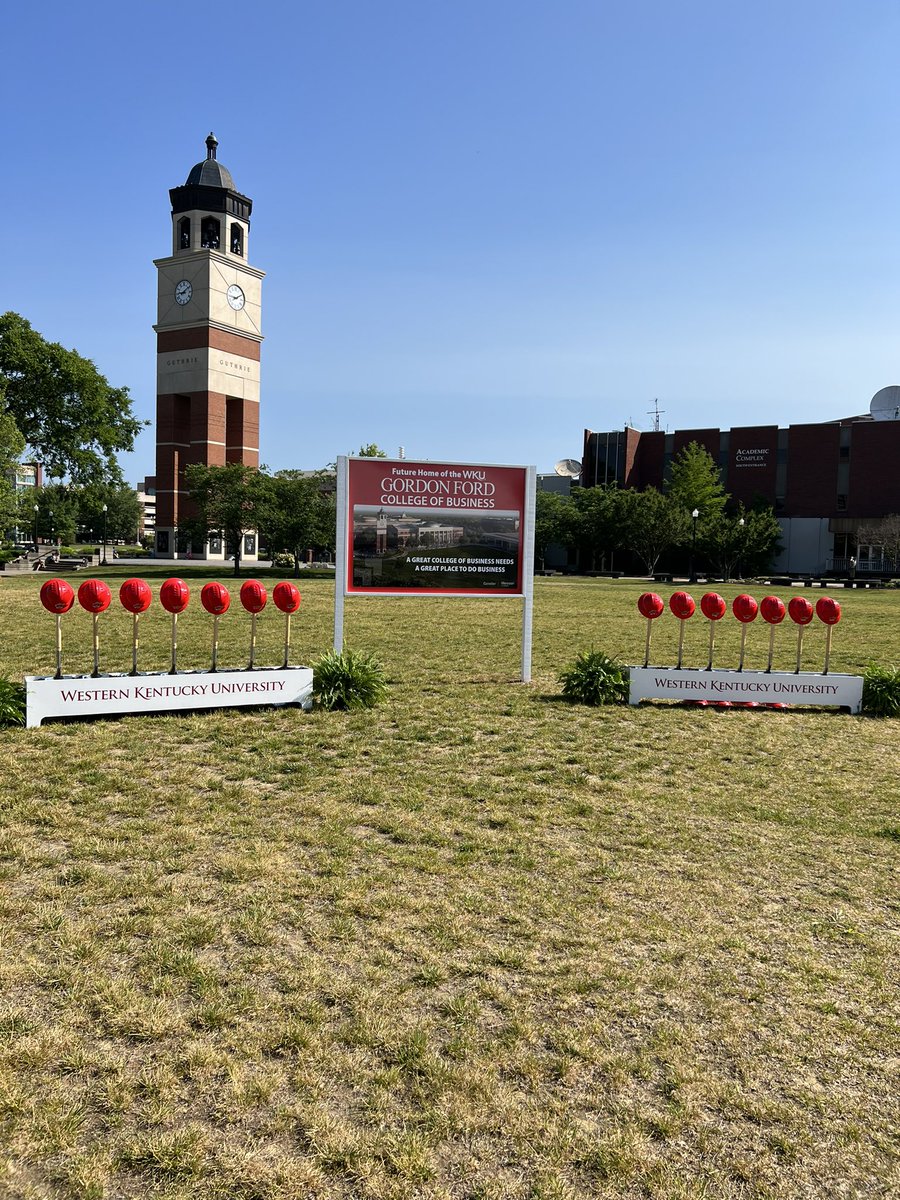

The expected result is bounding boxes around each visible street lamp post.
[33,504,39,554]
[689,508,699,583]
[102,504,109,566]
[48,511,54,548]
[737,516,745,580]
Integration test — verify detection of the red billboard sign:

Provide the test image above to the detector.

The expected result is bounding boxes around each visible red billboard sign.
[344,457,530,596]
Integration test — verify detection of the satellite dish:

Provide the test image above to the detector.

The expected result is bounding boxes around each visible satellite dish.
[870,386,900,421]
[554,458,582,478]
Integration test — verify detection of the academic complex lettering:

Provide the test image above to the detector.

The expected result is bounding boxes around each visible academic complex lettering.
[734,448,770,467]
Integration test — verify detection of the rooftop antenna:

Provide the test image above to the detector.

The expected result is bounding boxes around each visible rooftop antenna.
[647,398,665,432]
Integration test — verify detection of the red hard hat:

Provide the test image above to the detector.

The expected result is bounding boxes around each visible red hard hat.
[815,597,842,626]
[700,592,727,621]
[788,596,814,626]
[40,578,75,615]
[669,591,696,620]
[637,592,664,619]
[760,595,786,625]
[732,593,759,624]
[119,578,153,614]
[160,578,190,614]
[201,582,231,616]
[240,579,268,614]
[273,581,302,614]
[77,578,112,614]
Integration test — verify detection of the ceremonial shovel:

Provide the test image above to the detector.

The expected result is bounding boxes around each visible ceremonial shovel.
[788,596,814,673]
[39,579,75,679]
[273,582,302,668]
[699,592,726,669]
[201,582,231,672]
[637,592,664,667]
[160,578,190,674]
[77,579,112,678]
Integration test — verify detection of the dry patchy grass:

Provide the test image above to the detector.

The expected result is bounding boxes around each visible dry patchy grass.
[0,574,897,1198]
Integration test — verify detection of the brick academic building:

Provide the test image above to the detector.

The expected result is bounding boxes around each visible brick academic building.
[583,395,900,576]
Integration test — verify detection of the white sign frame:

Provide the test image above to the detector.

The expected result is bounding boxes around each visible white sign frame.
[628,667,863,712]
[334,456,536,681]
[26,667,313,728]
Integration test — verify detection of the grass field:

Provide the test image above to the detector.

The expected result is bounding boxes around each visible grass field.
[0,573,897,1199]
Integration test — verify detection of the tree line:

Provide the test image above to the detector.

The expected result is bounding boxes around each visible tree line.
[536,441,783,578]
[1,312,145,550]
[183,463,335,576]
[0,312,785,579]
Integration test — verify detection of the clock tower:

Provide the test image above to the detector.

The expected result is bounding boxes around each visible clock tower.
[154,133,264,560]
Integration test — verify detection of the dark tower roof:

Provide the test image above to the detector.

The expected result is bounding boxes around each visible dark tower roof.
[185,132,236,190]
[169,133,252,222]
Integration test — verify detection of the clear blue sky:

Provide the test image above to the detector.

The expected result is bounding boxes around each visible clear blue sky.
[4,1,899,482]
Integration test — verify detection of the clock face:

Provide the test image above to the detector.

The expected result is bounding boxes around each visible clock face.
[174,280,192,305]
[227,284,245,311]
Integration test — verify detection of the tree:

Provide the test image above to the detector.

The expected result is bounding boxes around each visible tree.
[739,505,783,576]
[267,470,336,576]
[571,486,626,570]
[357,444,387,458]
[77,483,143,544]
[533,490,571,571]
[0,408,25,543]
[620,488,688,574]
[857,514,900,569]
[20,483,78,547]
[183,463,273,577]
[701,503,782,579]
[667,441,727,521]
[0,312,144,484]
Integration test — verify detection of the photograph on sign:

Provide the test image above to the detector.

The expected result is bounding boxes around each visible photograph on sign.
[346,458,528,595]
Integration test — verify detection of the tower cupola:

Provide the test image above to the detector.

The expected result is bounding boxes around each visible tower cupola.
[169,133,252,257]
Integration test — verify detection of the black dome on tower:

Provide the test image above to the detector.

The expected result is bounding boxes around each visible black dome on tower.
[169,133,252,224]
[185,133,236,190]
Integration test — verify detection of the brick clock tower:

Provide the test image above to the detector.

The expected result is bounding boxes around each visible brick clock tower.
[154,133,264,560]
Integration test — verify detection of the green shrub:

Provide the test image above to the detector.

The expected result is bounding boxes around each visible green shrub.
[313,648,389,711]
[862,663,900,717]
[272,552,295,569]
[559,650,630,706]
[0,676,26,728]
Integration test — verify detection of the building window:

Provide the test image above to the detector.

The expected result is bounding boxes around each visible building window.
[201,217,220,249]
[179,217,191,249]
[837,494,847,512]
[230,223,243,255]
[244,533,256,555]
